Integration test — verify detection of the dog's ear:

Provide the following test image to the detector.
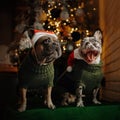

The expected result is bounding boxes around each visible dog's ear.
[54,40,62,58]
[27,29,34,39]
[94,30,102,42]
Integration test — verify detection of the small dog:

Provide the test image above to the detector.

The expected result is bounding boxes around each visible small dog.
[65,30,103,107]
[17,30,62,112]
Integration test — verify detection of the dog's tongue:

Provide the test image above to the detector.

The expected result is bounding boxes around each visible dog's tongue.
[86,51,96,63]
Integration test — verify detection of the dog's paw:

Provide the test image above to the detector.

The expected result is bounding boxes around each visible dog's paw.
[76,100,84,107]
[48,103,56,109]
[44,100,56,109]
[61,101,68,106]
[18,104,26,112]
[92,99,101,104]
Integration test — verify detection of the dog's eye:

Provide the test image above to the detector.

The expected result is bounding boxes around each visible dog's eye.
[44,38,51,44]
[94,42,100,48]
[85,42,89,46]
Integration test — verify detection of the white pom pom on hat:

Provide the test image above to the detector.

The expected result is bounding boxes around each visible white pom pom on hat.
[32,30,58,45]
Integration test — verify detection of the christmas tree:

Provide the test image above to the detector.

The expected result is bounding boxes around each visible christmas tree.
[8,0,99,65]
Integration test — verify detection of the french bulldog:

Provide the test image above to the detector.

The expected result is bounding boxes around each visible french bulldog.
[17,30,62,112]
[66,30,103,107]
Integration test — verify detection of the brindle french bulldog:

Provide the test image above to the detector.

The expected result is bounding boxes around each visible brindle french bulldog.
[18,30,62,112]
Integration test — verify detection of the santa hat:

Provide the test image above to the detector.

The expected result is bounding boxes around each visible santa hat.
[32,30,58,45]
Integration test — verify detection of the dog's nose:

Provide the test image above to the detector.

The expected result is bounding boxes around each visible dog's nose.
[89,45,95,50]
[52,42,57,48]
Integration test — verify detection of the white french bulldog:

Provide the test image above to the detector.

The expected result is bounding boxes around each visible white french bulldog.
[66,30,103,107]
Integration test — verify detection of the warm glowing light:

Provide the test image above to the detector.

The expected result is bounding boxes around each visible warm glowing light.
[93,7,96,11]
[67,5,70,7]
[66,19,69,22]
[48,4,51,7]
[61,39,64,42]
[63,46,66,51]
[75,28,78,31]
[58,3,61,6]
[70,9,74,12]
[53,18,56,20]
[75,40,81,47]
[48,26,51,29]
[71,28,74,32]
[76,43,80,47]
[78,6,82,8]
[55,21,60,27]
[74,8,77,10]
[86,30,90,36]
[63,23,66,25]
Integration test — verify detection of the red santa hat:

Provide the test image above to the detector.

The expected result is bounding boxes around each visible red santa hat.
[32,30,58,45]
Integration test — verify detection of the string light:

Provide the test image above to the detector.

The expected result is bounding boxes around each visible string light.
[11,0,99,55]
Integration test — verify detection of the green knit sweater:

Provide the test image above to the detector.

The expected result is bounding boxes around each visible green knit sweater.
[18,53,54,89]
[68,60,103,94]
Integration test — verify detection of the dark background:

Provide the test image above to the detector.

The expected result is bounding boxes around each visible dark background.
[0,0,16,44]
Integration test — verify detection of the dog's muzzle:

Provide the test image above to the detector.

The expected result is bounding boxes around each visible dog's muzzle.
[43,38,62,58]
[81,38,101,63]
[82,50,99,63]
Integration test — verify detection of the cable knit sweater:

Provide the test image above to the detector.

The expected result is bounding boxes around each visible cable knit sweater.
[66,48,103,94]
[18,52,54,89]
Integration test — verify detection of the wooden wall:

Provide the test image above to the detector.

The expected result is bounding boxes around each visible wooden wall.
[99,0,120,102]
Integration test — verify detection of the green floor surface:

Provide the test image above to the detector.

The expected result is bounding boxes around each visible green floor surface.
[5,104,120,120]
